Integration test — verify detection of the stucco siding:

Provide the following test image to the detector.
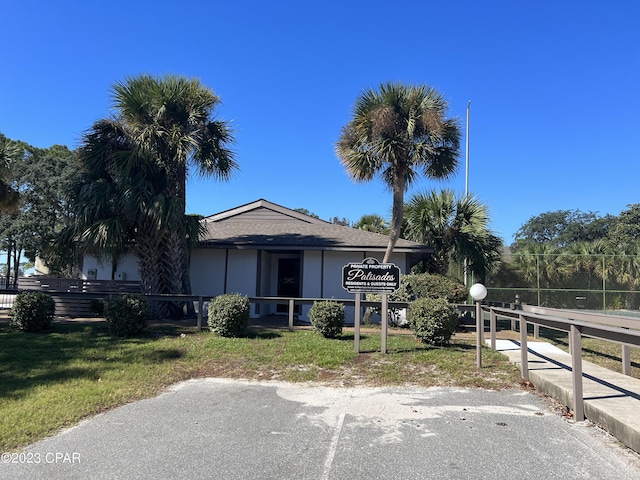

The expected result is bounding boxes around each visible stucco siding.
[226,250,258,296]
[190,249,226,297]
[82,254,140,281]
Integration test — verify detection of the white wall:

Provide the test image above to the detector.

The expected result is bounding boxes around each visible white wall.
[301,250,322,318]
[82,254,141,281]
[364,251,409,273]
[84,248,413,323]
[226,250,258,296]
[189,249,226,297]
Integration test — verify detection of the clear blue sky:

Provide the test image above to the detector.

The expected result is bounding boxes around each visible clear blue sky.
[2,1,638,244]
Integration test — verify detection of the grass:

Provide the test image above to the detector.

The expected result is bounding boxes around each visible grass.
[0,318,523,452]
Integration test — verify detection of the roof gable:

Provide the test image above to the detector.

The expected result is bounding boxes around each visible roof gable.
[204,199,328,225]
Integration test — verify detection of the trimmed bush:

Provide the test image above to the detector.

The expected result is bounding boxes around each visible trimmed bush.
[104,294,149,337]
[403,273,467,303]
[207,294,250,337]
[365,273,465,326]
[408,297,458,345]
[309,300,344,338]
[10,291,55,332]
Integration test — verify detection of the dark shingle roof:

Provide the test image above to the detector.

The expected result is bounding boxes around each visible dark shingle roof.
[199,199,433,253]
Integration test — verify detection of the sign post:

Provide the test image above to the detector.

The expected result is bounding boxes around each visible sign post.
[354,293,361,352]
[342,258,401,354]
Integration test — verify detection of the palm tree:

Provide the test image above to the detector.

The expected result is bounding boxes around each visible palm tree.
[403,189,502,280]
[75,75,236,307]
[0,135,21,211]
[336,82,460,263]
[110,75,236,298]
[353,214,389,235]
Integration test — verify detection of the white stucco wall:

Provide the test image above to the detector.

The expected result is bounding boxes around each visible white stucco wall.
[225,250,258,296]
[189,249,226,297]
[82,254,141,281]
[82,247,414,323]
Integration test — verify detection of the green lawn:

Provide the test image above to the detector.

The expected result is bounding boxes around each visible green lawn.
[0,319,522,452]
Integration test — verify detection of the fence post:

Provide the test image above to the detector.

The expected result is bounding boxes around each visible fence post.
[519,314,529,381]
[622,345,631,376]
[570,324,585,422]
[288,299,295,332]
[490,308,497,350]
[197,296,203,330]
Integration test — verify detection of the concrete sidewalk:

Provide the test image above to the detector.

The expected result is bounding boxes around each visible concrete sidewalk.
[490,339,640,453]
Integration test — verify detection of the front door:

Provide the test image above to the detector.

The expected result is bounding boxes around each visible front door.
[277,257,300,313]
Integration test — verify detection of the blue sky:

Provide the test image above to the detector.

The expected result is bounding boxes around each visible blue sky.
[2,1,638,244]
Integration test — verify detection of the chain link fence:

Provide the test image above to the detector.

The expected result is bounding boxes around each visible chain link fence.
[483,253,640,313]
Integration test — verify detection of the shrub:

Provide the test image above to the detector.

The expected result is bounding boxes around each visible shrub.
[207,294,250,337]
[10,291,55,332]
[365,273,465,326]
[309,300,344,338]
[104,294,149,337]
[408,297,458,345]
[403,273,467,303]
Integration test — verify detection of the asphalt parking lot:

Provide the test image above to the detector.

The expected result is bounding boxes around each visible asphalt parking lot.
[2,378,640,479]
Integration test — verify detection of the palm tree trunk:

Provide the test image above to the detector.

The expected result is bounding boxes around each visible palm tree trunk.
[162,229,187,318]
[383,175,405,263]
[136,218,167,318]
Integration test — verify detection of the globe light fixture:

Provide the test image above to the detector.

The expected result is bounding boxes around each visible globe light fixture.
[469,283,487,367]
[470,283,487,301]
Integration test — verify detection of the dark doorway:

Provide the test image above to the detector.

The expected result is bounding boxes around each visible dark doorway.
[277,257,300,313]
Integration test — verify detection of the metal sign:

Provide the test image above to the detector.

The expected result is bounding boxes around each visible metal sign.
[342,257,400,294]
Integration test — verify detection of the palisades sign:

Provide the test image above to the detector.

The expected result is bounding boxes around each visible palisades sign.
[342,257,400,294]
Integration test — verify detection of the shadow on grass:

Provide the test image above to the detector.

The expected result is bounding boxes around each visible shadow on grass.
[0,319,196,400]
[245,329,283,340]
[334,334,370,342]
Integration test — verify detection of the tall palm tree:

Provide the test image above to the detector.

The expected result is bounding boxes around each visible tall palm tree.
[403,189,502,280]
[110,75,236,298]
[76,75,236,307]
[336,82,460,263]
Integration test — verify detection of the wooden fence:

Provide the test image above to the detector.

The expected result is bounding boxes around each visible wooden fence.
[17,277,142,317]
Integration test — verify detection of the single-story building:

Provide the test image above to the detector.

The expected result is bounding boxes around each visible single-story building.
[81,199,434,320]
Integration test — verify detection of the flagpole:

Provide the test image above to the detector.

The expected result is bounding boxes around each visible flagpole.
[465,100,470,197]
[464,101,470,290]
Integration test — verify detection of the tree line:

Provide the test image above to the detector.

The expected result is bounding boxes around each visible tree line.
[490,208,640,309]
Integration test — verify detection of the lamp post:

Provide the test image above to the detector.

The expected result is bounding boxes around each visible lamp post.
[470,283,487,368]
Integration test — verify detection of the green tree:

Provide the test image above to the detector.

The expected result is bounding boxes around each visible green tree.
[353,214,389,235]
[402,189,502,281]
[14,144,78,273]
[336,82,460,262]
[75,75,236,306]
[514,209,612,247]
[293,208,320,219]
[0,140,78,284]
